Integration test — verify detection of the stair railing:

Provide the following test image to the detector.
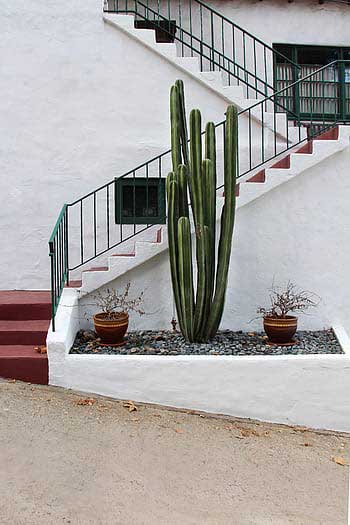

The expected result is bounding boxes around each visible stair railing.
[49,61,349,330]
[104,0,301,101]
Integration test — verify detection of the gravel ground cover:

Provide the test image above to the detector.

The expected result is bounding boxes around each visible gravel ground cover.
[70,328,343,356]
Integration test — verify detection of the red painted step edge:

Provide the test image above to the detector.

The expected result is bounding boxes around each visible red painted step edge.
[0,320,49,346]
[247,170,265,183]
[0,348,48,384]
[0,291,51,321]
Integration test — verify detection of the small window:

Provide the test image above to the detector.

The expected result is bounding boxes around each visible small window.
[115,177,166,224]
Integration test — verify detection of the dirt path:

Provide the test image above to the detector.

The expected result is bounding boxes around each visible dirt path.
[0,381,348,524]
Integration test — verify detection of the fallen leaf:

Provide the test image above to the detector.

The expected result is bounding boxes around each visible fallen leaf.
[332,456,347,466]
[76,398,96,406]
[123,401,137,412]
[240,428,261,438]
[34,345,47,354]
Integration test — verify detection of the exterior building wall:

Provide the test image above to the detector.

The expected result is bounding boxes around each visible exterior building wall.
[208,0,350,49]
[0,0,228,289]
[1,0,350,290]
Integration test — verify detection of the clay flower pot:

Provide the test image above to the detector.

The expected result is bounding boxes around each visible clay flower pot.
[93,312,129,346]
[263,315,297,344]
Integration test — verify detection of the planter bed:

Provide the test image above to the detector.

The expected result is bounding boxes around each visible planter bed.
[70,328,342,356]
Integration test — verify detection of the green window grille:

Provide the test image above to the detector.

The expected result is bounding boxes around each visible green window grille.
[115,177,166,225]
[273,44,350,122]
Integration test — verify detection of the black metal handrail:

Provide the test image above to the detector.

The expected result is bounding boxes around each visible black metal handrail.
[104,0,301,100]
[49,60,350,330]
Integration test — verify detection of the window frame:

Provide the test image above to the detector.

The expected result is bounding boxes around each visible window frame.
[114,177,166,225]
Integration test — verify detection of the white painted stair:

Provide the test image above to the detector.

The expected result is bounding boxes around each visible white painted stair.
[103,13,306,145]
[69,126,350,296]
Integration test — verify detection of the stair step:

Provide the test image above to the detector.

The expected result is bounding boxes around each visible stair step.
[0,345,48,384]
[0,291,51,320]
[247,170,265,183]
[271,155,290,169]
[317,127,339,140]
[295,141,313,154]
[66,280,82,288]
[112,253,135,257]
[0,320,50,345]
[84,266,108,272]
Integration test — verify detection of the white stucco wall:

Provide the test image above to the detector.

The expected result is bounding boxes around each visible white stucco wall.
[2,0,350,290]
[207,0,350,49]
[0,0,230,289]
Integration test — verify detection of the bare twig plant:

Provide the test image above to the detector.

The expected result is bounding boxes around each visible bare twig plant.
[257,281,319,319]
[94,283,145,320]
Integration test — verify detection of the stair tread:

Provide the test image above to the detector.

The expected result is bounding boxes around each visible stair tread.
[84,266,108,272]
[112,253,135,257]
[0,291,50,304]
[0,345,47,358]
[66,280,82,288]
[0,320,50,331]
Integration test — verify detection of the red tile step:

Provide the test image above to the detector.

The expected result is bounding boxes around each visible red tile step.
[0,291,51,320]
[0,320,50,345]
[83,266,108,272]
[271,155,290,169]
[0,291,50,385]
[66,280,82,288]
[112,253,135,257]
[247,170,266,183]
[295,141,313,154]
[317,126,339,140]
[0,345,48,384]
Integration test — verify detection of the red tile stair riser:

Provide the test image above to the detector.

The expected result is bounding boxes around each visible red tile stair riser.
[0,291,50,384]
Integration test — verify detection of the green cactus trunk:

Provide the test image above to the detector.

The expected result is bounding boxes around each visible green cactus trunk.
[167,80,238,342]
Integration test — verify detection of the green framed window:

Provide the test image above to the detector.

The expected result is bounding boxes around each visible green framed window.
[115,177,166,225]
[273,43,350,122]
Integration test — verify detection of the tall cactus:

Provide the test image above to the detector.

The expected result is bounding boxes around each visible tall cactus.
[167,80,238,342]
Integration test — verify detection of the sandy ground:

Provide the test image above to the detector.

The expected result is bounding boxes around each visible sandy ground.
[0,381,349,525]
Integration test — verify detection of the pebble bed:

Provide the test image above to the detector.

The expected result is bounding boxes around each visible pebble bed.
[70,328,343,356]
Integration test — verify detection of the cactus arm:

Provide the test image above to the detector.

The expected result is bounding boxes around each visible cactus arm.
[178,164,189,220]
[189,110,207,337]
[205,105,238,339]
[178,216,194,341]
[170,85,182,172]
[175,79,189,167]
[166,173,185,334]
[200,159,216,338]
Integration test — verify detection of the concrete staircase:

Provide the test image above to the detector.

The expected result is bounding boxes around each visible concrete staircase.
[103,13,305,145]
[0,291,50,384]
[67,125,349,296]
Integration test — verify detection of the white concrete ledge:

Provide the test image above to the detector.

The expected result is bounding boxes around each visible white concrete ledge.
[47,313,350,432]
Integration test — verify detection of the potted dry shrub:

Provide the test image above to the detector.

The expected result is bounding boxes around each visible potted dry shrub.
[257,282,319,344]
[93,283,144,346]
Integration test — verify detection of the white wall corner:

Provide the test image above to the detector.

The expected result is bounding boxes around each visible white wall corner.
[46,288,80,386]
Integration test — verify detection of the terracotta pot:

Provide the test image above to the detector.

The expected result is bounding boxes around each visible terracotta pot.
[263,315,297,344]
[93,312,129,346]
